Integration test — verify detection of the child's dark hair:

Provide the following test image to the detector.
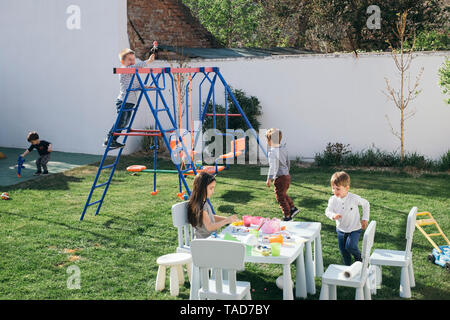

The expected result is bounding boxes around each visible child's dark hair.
[187,172,216,228]
[27,131,39,142]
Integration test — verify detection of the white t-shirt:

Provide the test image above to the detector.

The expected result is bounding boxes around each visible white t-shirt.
[325,192,370,233]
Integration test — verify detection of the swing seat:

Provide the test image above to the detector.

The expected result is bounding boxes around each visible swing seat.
[127,165,147,172]
[151,190,159,196]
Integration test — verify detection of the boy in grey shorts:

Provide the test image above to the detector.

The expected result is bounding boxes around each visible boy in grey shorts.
[20,131,52,176]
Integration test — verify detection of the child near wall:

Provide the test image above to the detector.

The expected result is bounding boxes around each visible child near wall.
[103,48,155,149]
[20,131,52,176]
[325,171,370,266]
[265,128,299,221]
[187,172,238,239]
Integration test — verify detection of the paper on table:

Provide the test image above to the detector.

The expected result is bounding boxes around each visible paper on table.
[341,261,362,279]
[243,234,258,246]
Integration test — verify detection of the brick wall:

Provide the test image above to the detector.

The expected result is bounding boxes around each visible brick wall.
[127,0,221,60]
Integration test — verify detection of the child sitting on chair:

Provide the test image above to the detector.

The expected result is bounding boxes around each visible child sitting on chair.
[187,172,237,239]
[325,171,370,266]
[265,128,299,221]
[20,131,52,176]
[103,48,155,150]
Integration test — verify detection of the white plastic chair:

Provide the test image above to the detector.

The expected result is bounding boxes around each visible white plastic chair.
[190,239,251,300]
[172,201,193,253]
[369,207,417,298]
[320,221,376,300]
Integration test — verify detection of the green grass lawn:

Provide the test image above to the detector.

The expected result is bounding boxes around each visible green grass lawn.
[0,154,449,300]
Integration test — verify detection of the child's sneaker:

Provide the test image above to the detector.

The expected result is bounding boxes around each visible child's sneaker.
[290,207,300,219]
[109,141,125,150]
[33,171,42,176]
[283,215,293,222]
[42,171,49,175]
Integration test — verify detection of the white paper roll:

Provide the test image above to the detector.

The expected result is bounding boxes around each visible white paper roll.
[243,234,258,246]
[342,261,363,279]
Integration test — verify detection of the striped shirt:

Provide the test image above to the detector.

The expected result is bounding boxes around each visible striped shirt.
[117,59,147,103]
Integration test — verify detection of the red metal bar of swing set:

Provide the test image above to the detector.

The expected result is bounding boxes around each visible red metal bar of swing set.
[113,67,215,74]
[112,132,161,137]
[205,113,242,117]
[112,129,176,137]
[129,129,175,133]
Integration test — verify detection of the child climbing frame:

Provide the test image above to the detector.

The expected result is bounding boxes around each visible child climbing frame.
[80,66,268,221]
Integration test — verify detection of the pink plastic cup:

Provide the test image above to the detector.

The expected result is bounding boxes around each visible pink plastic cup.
[243,215,252,227]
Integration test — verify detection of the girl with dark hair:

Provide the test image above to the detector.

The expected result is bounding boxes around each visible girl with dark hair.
[187,172,237,238]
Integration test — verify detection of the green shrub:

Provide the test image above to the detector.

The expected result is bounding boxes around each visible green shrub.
[438,57,450,104]
[401,152,428,169]
[315,143,448,171]
[438,150,450,171]
[140,125,166,154]
[405,28,450,51]
[203,88,262,133]
[314,142,351,166]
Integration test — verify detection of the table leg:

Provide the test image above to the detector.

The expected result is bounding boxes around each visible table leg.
[305,241,316,295]
[314,233,324,277]
[283,264,294,300]
[189,265,200,300]
[295,249,307,299]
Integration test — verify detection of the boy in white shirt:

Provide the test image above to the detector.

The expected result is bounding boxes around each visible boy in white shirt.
[325,171,370,265]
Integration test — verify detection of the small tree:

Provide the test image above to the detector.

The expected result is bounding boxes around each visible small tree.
[438,57,450,104]
[383,12,424,161]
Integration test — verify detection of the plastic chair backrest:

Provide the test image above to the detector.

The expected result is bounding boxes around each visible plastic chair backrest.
[405,207,417,256]
[361,221,376,280]
[191,239,245,295]
[171,201,193,252]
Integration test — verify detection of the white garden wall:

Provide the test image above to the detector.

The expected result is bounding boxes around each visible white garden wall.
[0,0,143,155]
[181,51,450,161]
[0,0,448,160]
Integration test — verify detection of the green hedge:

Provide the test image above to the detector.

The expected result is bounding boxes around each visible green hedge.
[315,143,450,171]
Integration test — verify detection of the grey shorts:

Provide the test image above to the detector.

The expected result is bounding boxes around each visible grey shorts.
[36,154,50,168]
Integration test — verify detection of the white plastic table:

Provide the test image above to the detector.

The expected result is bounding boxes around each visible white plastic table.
[282,221,324,295]
[190,224,308,300]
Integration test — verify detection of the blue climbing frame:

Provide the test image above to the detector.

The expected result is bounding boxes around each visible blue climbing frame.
[80,66,268,221]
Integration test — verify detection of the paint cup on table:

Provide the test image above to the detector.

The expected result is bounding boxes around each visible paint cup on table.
[243,215,252,227]
[270,242,281,257]
[269,234,283,244]
[249,229,259,239]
